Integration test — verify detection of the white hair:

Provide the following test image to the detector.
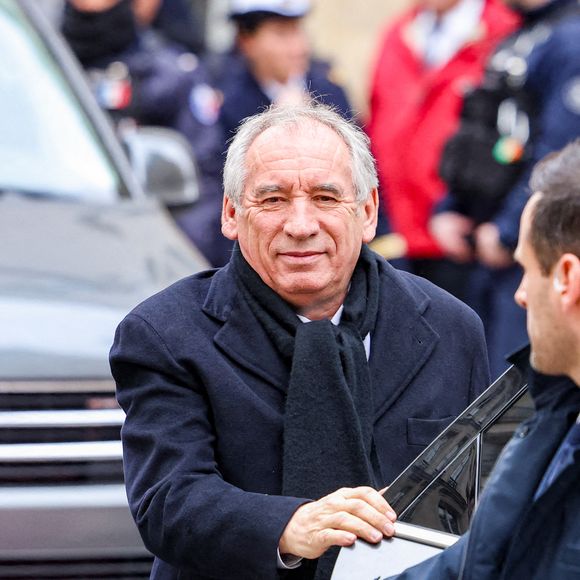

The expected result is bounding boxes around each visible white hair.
[223,103,378,209]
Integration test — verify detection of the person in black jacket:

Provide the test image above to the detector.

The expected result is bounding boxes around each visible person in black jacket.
[390,139,580,580]
[188,0,354,267]
[61,0,224,261]
[432,0,580,378]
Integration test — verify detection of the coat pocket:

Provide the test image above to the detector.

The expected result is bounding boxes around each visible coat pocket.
[407,416,454,446]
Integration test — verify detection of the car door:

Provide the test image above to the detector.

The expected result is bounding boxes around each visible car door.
[332,348,534,579]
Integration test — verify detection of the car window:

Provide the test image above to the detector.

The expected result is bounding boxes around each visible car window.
[395,440,478,535]
[480,389,534,487]
[0,0,121,202]
[385,356,533,535]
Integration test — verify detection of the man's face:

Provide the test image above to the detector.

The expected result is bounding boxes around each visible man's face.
[514,194,568,373]
[222,121,378,316]
[238,18,310,84]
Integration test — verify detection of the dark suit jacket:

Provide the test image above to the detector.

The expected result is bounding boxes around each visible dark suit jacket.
[110,255,489,580]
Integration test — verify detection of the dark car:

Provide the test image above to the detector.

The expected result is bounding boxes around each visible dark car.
[0,0,207,577]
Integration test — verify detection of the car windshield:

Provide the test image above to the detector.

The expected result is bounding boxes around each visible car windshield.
[0,0,121,202]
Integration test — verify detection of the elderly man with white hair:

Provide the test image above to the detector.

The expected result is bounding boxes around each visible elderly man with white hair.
[111,103,488,580]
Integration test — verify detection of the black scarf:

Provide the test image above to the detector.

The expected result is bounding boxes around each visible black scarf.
[232,245,380,579]
[62,0,138,67]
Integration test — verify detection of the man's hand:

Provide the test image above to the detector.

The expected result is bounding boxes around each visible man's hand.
[430,212,475,263]
[474,222,513,269]
[278,486,397,560]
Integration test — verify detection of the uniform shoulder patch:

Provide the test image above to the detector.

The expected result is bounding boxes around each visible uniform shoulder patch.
[563,76,580,116]
[189,84,223,126]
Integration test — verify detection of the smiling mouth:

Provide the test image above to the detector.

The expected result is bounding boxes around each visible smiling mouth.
[278,251,325,263]
[281,251,323,257]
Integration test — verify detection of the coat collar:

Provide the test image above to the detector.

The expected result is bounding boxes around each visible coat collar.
[201,257,439,409]
[202,264,290,393]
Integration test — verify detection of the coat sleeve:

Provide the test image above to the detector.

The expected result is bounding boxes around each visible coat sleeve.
[469,311,491,402]
[110,313,307,579]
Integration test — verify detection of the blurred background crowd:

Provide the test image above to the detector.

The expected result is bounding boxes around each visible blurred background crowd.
[41,0,580,378]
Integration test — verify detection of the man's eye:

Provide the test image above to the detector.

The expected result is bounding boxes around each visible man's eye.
[263,196,283,204]
[315,195,338,203]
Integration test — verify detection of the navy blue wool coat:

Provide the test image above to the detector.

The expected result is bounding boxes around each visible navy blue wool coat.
[110,254,489,579]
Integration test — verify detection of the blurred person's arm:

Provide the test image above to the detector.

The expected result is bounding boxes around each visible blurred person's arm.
[492,23,580,255]
[430,211,475,264]
[474,222,513,269]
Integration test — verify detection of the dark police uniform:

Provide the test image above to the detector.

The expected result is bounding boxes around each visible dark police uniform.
[61,0,223,262]
[218,54,352,144]
[438,0,580,378]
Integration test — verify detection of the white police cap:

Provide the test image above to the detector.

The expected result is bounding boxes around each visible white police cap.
[229,0,310,18]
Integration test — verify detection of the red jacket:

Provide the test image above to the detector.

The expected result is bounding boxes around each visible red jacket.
[367,0,519,258]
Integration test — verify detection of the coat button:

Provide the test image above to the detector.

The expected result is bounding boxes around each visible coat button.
[517,425,530,438]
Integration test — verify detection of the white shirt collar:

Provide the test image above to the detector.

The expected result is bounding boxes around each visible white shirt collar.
[297,305,371,360]
[259,75,306,102]
[415,0,484,67]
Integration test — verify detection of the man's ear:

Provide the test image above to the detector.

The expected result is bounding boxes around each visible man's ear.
[553,253,580,309]
[221,195,239,241]
[362,188,379,244]
[236,32,255,60]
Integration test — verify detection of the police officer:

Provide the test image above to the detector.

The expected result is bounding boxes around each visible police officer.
[219,0,352,140]
[431,0,580,378]
[61,0,224,264]
[186,0,355,267]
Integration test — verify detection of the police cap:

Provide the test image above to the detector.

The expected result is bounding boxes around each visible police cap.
[229,0,310,20]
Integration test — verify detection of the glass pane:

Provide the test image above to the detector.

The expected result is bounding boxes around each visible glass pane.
[397,440,478,535]
[0,1,121,201]
[385,363,527,518]
[479,389,534,489]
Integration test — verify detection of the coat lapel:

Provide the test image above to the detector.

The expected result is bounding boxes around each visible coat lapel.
[202,260,440,407]
[202,265,289,394]
[369,264,439,421]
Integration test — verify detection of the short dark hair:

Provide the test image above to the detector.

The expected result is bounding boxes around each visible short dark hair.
[528,139,580,274]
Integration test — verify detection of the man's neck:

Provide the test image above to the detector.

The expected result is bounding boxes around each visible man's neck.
[296,301,344,321]
[288,291,348,321]
[297,305,344,324]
